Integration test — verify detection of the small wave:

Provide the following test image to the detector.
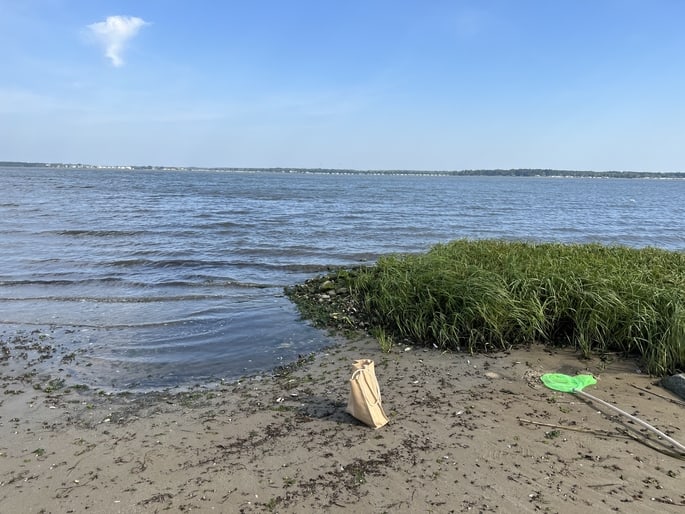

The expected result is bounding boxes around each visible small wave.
[157,278,278,288]
[0,294,233,303]
[221,261,335,273]
[0,319,195,329]
[0,275,280,292]
[108,258,234,269]
[55,229,145,237]
[196,220,242,230]
[0,277,124,287]
[55,184,96,190]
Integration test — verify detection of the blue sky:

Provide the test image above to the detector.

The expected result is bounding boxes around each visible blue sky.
[1,0,684,171]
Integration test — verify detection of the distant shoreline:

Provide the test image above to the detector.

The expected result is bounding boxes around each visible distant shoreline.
[2,161,684,179]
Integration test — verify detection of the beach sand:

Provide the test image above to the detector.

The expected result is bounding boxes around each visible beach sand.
[1,334,684,513]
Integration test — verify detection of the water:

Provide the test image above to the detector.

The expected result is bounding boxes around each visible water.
[2,167,684,390]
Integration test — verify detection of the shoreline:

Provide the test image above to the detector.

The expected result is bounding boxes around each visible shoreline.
[1,333,684,512]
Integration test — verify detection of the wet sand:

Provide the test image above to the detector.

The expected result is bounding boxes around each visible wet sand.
[1,334,684,513]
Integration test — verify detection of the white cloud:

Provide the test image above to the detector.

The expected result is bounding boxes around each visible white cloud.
[88,15,148,67]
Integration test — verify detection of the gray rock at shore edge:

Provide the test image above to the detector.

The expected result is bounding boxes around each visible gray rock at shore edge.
[661,373,685,401]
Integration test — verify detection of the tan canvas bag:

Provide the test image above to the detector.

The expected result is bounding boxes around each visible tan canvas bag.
[346,359,389,429]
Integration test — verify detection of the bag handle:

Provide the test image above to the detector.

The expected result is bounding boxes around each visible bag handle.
[351,368,382,406]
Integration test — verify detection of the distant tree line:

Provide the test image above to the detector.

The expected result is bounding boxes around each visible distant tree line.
[453,168,685,179]
[2,161,684,179]
[1,161,49,167]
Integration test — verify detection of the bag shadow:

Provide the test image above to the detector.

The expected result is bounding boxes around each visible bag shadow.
[295,396,362,426]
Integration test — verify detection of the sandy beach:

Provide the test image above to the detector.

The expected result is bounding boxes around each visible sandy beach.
[1,333,684,513]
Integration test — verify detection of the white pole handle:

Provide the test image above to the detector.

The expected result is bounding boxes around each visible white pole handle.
[574,388,685,455]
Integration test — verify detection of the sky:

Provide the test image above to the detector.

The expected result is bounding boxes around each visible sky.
[1,0,684,171]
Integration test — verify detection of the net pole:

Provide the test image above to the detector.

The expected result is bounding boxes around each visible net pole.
[573,388,685,454]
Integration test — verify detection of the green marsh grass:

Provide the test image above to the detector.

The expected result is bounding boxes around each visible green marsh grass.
[344,240,685,376]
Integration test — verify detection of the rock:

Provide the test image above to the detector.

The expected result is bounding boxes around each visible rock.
[320,280,335,291]
[661,373,685,401]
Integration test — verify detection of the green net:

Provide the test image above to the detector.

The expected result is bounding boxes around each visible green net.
[541,373,597,393]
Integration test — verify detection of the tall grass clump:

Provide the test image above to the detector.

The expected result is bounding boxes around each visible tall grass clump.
[347,240,685,376]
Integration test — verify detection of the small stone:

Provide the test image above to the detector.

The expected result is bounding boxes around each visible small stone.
[661,373,685,401]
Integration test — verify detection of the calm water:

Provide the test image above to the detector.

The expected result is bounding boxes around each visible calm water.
[2,167,684,390]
